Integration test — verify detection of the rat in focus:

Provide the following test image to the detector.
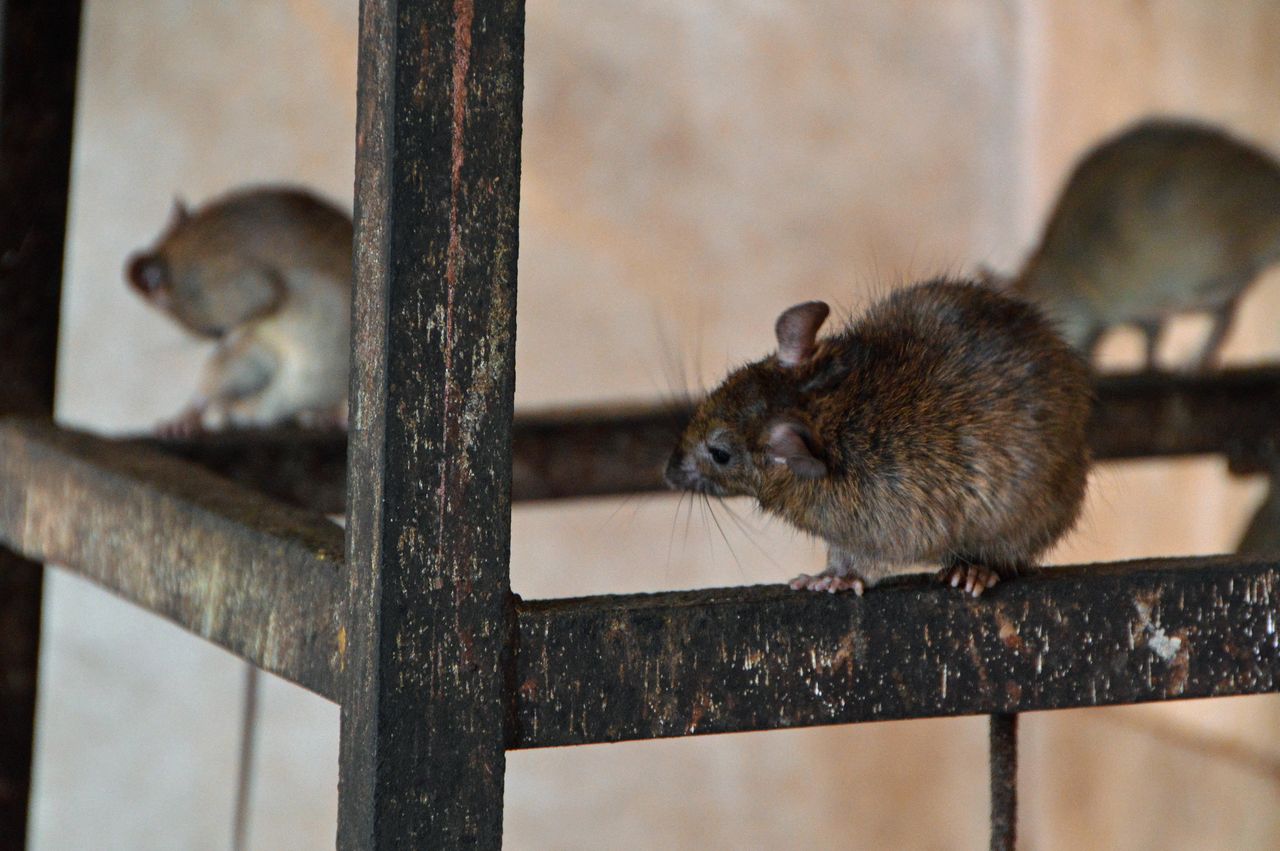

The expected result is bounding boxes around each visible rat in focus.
[664,279,1092,597]
[126,186,352,435]
[997,118,1280,371]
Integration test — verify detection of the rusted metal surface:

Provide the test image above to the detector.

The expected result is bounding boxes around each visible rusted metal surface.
[0,1,82,845]
[0,0,80,418]
[338,0,526,847]
[1095,366,1280,470]
[140,404,679,513]
[0,418,344,699]
[509,404,685,500]
[989,713,1017,851]
[145,428,349,515]
[143,367,1280,512]
[511,555,1280,748]
[8,416,1280,763]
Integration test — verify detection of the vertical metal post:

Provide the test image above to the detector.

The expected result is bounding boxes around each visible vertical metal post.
[0,1,83,847]
[231,664,259,851]
[338,0,525,847]
[989,712,1019,851]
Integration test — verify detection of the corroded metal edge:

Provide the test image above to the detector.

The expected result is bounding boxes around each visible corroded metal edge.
[512,555,1280,748]
[0,418,343,699]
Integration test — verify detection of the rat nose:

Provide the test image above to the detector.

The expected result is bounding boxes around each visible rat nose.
[664,450,689,490]
[126,253,166,295]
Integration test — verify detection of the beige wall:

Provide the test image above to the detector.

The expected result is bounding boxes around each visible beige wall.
[38,0,1280,848]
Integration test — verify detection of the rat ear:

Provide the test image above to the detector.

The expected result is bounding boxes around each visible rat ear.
[775,301,830,367]
[169,197,191,228]
[976,264,1016,292]
[765,421,827,479]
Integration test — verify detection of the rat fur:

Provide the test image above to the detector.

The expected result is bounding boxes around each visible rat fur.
[1006,118,1280,371]
[665,279,1092,597]
[125,186,352,434]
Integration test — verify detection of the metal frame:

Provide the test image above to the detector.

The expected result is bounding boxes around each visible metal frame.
[0,0,83,844]
[2,1,1279,848]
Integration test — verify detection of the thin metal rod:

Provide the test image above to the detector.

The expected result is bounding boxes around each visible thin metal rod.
[231,664,260,851]
[989,712,1018,851]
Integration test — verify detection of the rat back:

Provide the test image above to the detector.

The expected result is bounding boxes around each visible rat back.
[129,186,353,429]
[766,281,1092,572]
[1018,119,1280,345]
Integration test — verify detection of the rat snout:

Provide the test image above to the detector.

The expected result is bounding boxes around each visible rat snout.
[126,252,167,298]
[664,449,695,491]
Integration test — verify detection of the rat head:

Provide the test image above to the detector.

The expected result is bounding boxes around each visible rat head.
[664,301,832,498]
[125,197,283,338]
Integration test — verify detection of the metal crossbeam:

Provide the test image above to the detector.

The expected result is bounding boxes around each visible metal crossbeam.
[6,419,1278,755]
[0,418,344,698]
[510,556,1280,747]
[139,366,1280,513]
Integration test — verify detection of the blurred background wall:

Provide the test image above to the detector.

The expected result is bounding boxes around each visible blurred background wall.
[37,0,1280,847]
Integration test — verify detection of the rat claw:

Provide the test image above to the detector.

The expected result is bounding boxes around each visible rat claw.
[790,572,866,594]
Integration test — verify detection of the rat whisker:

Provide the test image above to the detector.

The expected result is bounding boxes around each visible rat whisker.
[666,491,686,577]
[598,492,641,533]
[704,495,745,580]
[717,497,780,569]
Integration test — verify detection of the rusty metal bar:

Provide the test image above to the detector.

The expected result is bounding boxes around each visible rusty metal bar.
[989,713,1017,851]
[139,402,681,512]
[0,0,83,844]
[141,367,1280,513]
[510,555,1280,748]
[338,0,526,847]
[6,423,1280,754]
[0,418,344,699]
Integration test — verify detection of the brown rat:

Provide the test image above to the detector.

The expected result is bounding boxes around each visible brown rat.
[664,279,1092,597]
[1004,118,1280,371]
[126,186,352,435]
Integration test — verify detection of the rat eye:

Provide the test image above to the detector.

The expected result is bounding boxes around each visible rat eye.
[708,446,732,465]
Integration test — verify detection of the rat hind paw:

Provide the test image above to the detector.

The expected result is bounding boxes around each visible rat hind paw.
[789,572,865,595]
[935,562,1001,597]
[155,408,206,439]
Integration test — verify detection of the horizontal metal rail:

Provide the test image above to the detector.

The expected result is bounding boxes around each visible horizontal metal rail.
[511,556,1280,747]
[3,415,1277,744]
[138,366,1280,513]
[138,403,682,511]
[0,418,343,697]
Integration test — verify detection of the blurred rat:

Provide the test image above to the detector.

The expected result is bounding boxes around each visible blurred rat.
[664,279,1092,597]
[1002,118,1280,371]
[126,186,352,435]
